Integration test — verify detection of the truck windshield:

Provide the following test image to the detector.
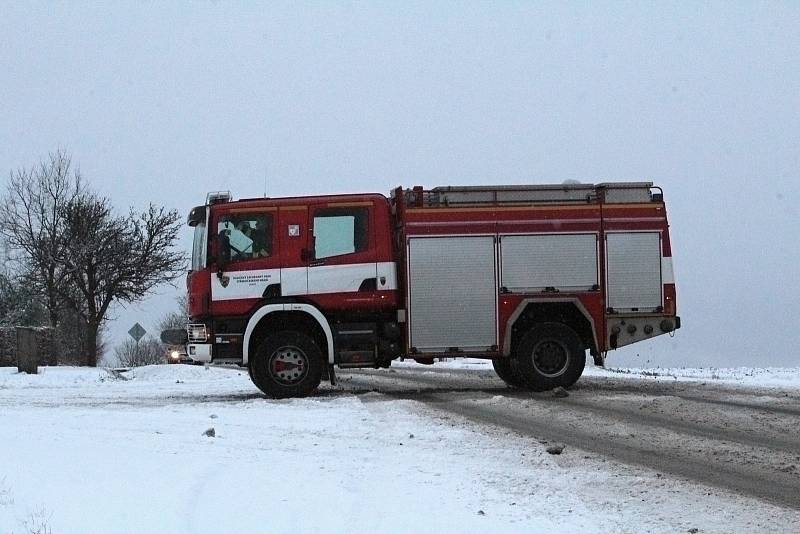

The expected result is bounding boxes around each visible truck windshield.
[191,219,207,271]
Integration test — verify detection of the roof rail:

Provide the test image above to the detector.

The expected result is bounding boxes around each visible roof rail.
[402,182,655,207]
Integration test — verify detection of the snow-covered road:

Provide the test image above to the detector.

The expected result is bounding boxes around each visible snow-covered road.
[345,365,800,507]
[1,363,799,533]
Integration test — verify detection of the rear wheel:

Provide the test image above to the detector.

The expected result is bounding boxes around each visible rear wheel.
[510,322,586,391]
[249,331,323,398]
[492,358,527,388]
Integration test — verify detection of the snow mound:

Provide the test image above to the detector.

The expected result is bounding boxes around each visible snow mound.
[0,364,248,391]
[123,364,240,382]
[0,366,110,389]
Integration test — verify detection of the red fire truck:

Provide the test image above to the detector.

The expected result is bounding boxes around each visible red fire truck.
[171,182,679,398]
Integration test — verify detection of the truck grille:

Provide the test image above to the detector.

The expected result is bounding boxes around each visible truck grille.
[187,323,209,343]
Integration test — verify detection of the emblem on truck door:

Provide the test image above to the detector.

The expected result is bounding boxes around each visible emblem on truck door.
[220,275,230,288]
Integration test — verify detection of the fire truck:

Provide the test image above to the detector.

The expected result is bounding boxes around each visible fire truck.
[167,182,680,398]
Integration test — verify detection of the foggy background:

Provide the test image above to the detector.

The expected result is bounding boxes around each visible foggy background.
[1,2,798,367]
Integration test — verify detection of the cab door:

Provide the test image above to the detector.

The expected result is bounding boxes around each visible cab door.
[277,205,310,296]
[209,207,280,313]
[307,201,378,299]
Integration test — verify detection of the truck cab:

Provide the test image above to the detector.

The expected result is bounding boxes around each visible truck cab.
[182,191,403,396]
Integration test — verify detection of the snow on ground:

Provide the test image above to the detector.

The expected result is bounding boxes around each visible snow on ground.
[415,358,800,389]
[590,365,800,388]
[0,364,797,533]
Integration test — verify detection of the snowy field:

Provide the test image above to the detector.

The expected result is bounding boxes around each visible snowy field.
[1,362,799,533]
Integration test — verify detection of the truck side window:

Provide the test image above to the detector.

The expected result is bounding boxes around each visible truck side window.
[217,213,273,262]
[313,207,369,259]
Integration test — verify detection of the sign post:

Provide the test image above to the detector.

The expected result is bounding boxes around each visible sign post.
[128,323,147,360]
[16,327,38,374]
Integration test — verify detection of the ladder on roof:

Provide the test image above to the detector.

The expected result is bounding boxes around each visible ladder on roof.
[403,182,657,206]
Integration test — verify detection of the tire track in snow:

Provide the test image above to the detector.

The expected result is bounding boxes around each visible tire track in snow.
[345,366,800,419]
[341,369,800,509]
[574,379,800,417]
[345,369,800,454]
[403,393,800,510]
[343,369,800,454]
[374,365,800,416]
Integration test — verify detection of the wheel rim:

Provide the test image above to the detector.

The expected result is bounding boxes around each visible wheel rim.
[531,339,570,378]
[268,345,309,385]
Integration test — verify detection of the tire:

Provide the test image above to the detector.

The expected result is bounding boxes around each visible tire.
[510,322,586,391]
[247,360,255,382]
[249,331,323,398]
[492,358,527,388]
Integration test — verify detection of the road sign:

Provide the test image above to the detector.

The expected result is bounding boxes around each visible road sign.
[128,323,146,342]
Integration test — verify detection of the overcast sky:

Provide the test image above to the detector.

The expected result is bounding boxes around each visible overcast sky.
[2,2,798,367]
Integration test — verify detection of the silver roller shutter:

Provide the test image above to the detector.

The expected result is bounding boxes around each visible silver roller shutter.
[606,232,662,310]
[408,236,497,352]
[501,234,598,291]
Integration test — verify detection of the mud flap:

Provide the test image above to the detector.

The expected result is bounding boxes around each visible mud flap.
[593,351,606,367]
[327,363,337,386]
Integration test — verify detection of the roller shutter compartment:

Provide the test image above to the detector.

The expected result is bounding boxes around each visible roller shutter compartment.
[500,234,597,291]
[408,236,497,352]
[606,232,662,311]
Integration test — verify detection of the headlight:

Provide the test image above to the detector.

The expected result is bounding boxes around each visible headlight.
[170,350,181,360]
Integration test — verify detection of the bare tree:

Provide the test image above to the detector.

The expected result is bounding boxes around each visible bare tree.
[0,151,84,328]
[115,337,165,367]
[0,237,13,275]
[55,294,107,366]
[157,294,187,333]
[58,194,185,366]
[0,271,47,327]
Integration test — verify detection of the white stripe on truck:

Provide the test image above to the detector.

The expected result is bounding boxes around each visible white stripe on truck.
[212,262,397,301]
[661,256,675,284]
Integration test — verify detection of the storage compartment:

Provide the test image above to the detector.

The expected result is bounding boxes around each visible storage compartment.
[606,232,662,311]
[500,233,598,292]
[407,236,497,352]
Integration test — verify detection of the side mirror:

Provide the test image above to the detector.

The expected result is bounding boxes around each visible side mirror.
[187,205,206,227]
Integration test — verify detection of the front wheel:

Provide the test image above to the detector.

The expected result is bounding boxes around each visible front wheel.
[249,331,323,398]
[510,323,586,391]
